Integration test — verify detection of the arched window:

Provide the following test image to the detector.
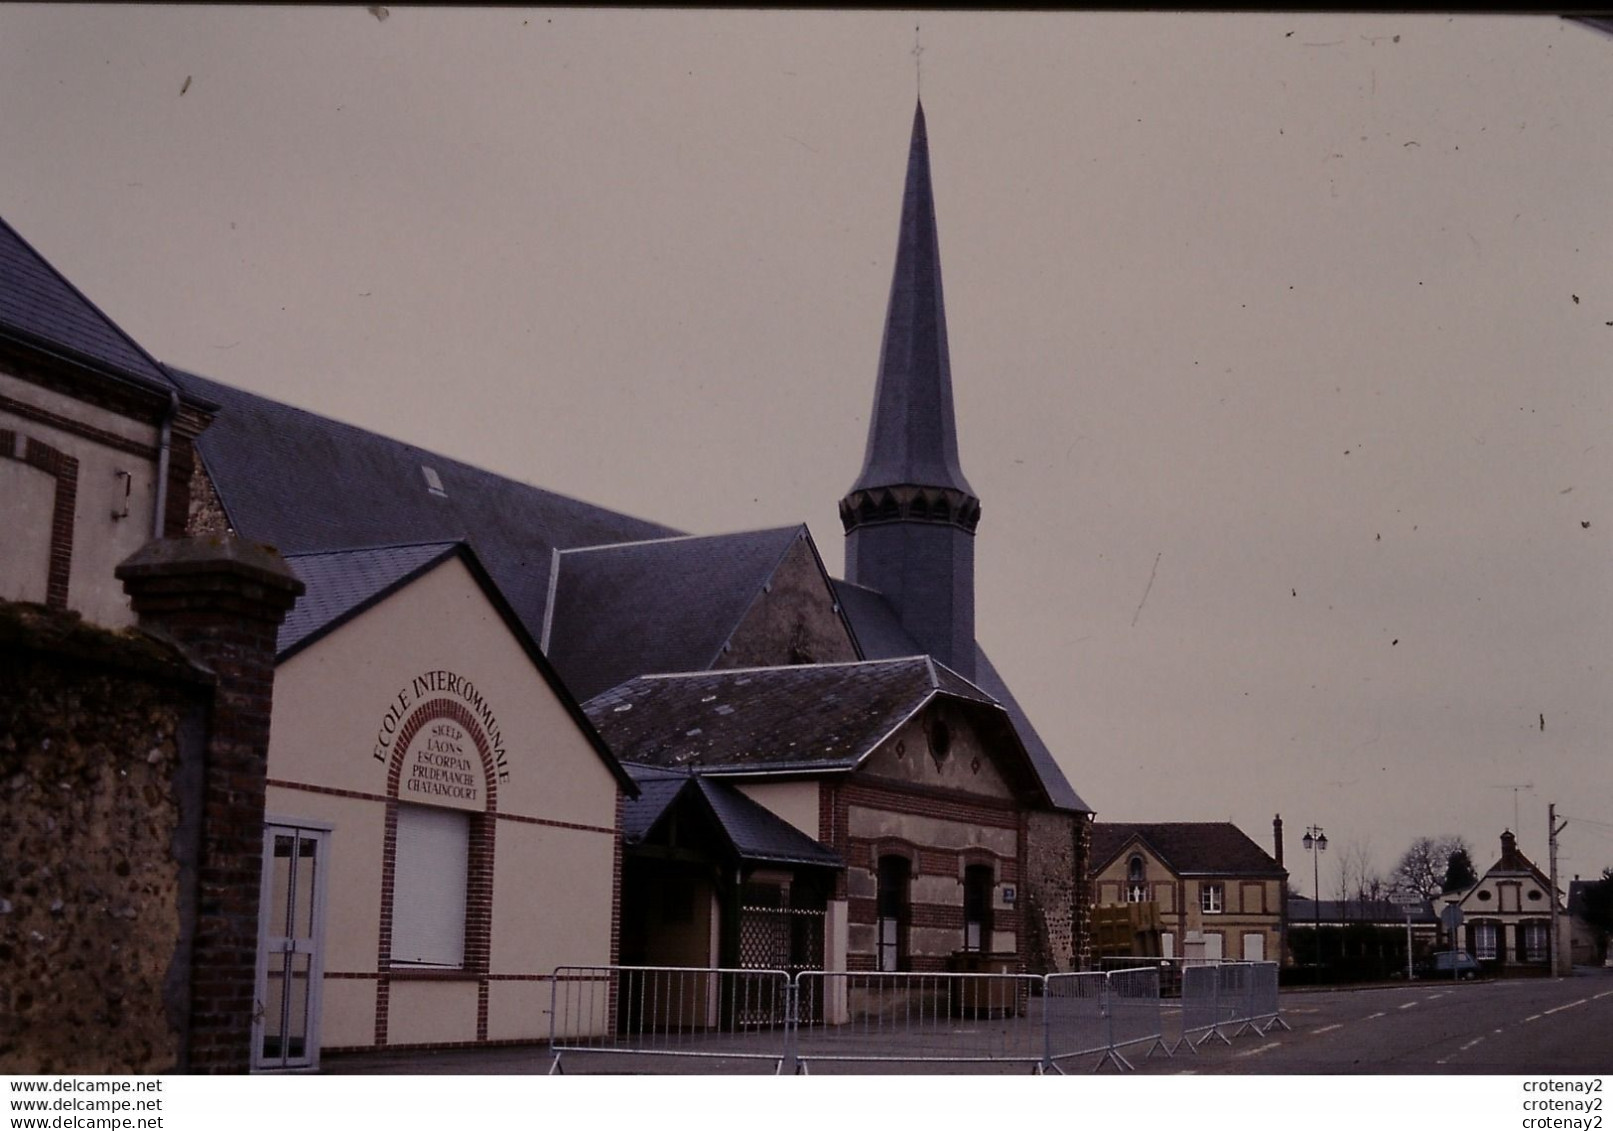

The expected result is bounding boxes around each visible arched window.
[876,855,911,972]
[1126,855,1148,903]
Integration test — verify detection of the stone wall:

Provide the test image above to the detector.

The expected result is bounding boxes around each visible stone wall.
[1073,814,1094,969]
[0,601,209,1073]
[1023,810,1077,974]
[184,453,230,539]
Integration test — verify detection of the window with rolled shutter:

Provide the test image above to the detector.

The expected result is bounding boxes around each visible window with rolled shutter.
[391,803,470,967]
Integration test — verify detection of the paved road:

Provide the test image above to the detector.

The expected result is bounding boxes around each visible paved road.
[1147,968,1613,1075]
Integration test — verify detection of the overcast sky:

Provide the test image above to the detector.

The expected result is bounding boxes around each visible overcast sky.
[4,7,1610,894]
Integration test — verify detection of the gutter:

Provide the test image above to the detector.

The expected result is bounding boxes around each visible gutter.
[152,387,180,539]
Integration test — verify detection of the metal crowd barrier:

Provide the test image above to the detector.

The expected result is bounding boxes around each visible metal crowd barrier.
[1042,971,1111,1069]
[1177,963,1227,1049]
[547,961,1282,1073]
[793,970,1043,1073]
[1174,961,1287,1052]
[1044,967,1170,1072]
[1247,961,1290,1034]
[548,965,794,1073]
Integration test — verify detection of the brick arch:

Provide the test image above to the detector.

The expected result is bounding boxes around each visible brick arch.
[375,697,499,1046]
[385,697,499,813]
[0,428,78,609]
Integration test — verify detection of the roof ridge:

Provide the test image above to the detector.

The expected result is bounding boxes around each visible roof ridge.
[557,525,804,556]
[282,538,466,561]
[631,655,934,681]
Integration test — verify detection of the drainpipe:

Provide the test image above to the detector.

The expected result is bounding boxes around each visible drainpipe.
[152,388,180,539]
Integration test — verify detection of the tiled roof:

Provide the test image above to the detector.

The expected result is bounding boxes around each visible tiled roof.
[277,541,460,659]
[1091,822,1286,879]
[546,526,807,702]
[164,366,678,651]
[696,776,842,867]
[584,657,1004,777]
[623,765,841,868]
[619,766,690,842]
[833,579,1088,814]
[0,216,175,392]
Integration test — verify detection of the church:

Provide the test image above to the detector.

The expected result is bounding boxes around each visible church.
[2,101,1095,1064]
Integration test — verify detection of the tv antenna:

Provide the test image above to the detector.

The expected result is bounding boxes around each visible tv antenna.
[1491,782,1534,834]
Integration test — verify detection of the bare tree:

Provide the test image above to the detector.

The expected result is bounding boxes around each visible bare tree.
[1392,835,1472,899]
[1336,839,1384,914]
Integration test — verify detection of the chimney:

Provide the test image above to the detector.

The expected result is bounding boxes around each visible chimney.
[1500,828,1518,869]
[1273,814,1284,868]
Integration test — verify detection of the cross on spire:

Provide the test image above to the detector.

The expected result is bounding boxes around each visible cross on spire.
[913,24,923,97]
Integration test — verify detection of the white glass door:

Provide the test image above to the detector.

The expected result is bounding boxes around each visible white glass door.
[252,823,329,1072]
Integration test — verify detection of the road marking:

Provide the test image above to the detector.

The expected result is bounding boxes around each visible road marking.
[1594,990,1613,1001]
[1235,1041,1282,1058]
[1425,992,1450,1001]
[1523,1014,1542,1023]
[1365,1011,1387,1020]
[1313,1024,1343,1035]
[1543,998,1589,1016]
[1461,1036,1485,1051]
[1398,1001,1418,1010]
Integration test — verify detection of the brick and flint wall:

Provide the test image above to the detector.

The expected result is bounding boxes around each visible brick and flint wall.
[0,600,210,1073]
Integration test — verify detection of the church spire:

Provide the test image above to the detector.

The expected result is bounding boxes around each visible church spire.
[840,102,979,677]
[843,99,978,509]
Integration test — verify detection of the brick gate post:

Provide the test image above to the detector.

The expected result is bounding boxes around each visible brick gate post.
[118,536,303,1073]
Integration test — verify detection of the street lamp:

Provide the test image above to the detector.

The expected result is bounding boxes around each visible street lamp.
[1303,825,1328,974]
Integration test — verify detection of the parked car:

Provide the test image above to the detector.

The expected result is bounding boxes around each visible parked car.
[1417,950,1481,979]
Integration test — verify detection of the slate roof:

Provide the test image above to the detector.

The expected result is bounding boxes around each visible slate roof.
[0,215,176,393]
[546,526,808,702]
[1286,896,1438,925]
[1091,822,1286,879]
[623,765,841,869]
[833,579,1089,814]
[164,366,678,647]
[847,101,974,499]
[277,541,461,659]
[170,369,1090,816]
[583,656,1015,780]
[832,580,921,659]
